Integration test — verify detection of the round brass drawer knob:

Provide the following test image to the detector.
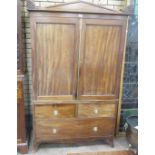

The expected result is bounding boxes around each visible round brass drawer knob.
[53,110,59,116]
[52,128,57,134]
[94,109,99,114]
[93,126,98,132]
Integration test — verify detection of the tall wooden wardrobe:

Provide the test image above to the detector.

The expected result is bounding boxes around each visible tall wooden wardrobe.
[27,0,129,151]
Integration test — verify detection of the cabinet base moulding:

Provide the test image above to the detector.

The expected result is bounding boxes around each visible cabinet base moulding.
[32,136,114,152]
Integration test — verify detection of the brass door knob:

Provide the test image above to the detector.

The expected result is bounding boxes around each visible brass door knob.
[53,110,59,116]
[94,109,99,114]
[52,128,57,134]
[93,126,98,132]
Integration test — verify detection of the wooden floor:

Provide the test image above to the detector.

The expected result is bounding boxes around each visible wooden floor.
[68,150,135,155]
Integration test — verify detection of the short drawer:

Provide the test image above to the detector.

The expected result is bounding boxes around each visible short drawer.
[35,104,76,119]
[35,117,115,141]
[78,102,116,118]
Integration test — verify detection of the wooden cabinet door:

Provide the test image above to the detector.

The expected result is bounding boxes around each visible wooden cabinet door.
[78,18,127,100]
[31,16,79,100]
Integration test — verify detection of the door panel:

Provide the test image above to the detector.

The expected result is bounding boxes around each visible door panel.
[78,19,126,100]
[33,17,79,100]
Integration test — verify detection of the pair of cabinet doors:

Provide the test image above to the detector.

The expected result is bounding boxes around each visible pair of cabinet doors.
[31,14,127,101]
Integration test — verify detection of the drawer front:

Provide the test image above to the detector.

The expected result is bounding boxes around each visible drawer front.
[78,102,116,118]
[35,104,76,119]
[17,81,23,99]
[35,118,115,141]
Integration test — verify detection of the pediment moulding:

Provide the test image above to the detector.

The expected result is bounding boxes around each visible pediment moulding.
[27,0,132,16]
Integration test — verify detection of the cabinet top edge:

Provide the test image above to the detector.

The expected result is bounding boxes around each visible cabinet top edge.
[27,0,131,16]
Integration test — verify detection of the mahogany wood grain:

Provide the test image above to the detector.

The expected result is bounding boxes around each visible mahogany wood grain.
[78,102,116,118]
[67,150,135,155]
[35,117,115,142]
[37,96,74,101]
[78,19,123,100]
[35,104,76,119]
[36,23,75,96]
[33,99,119,104]
[30,16,79,100]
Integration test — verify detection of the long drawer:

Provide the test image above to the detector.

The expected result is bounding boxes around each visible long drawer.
[78,102,116,118]
[35,117,115,141]
[35,104,76,119]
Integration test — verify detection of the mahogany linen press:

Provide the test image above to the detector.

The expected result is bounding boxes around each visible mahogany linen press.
[27,0,129,151]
